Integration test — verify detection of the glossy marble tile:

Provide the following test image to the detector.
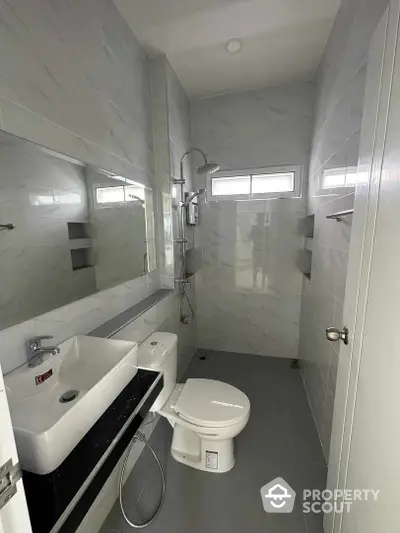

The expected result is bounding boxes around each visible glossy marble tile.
[0,3,197,374]
[0,0,153,172]
[195,199,305,358]
[298,0,384,461]
[191,82,313,359]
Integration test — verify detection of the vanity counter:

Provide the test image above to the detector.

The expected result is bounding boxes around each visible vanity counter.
[23,369,163,533]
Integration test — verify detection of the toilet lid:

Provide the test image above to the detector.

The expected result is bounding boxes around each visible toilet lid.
[174,379,250,428]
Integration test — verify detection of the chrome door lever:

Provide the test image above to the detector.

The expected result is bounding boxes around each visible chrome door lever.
[326,326,349,345]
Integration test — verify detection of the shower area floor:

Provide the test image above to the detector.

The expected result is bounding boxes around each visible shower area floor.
[100,351,327,533]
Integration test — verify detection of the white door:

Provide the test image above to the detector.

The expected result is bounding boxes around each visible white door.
[0,365,32,533]
[326,1,400,532]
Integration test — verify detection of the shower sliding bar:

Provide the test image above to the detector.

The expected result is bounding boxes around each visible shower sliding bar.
[326,209,354,222]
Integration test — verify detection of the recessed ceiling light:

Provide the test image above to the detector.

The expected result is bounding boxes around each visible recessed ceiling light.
[225,39,243,54]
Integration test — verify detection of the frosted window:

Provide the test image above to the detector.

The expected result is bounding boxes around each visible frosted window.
[321,166,357,189]
[345,166,358,187]
[212,175,250,196]
[252,172,294,193]
[210,166,300,200]
[96,186,124,204]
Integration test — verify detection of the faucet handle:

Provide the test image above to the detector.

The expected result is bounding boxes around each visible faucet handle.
[27,335,54,352]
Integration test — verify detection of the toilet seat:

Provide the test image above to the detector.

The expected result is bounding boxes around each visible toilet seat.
[138,332,251,473]
[174,378,250,428]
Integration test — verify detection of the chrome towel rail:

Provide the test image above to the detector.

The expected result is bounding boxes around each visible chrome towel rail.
[0,223,15,230]
[326,209,354,222]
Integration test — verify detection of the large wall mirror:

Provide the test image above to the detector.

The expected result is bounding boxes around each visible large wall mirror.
[0,131,157,330]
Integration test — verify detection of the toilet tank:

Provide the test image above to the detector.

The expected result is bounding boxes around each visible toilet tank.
[138,332,178,412]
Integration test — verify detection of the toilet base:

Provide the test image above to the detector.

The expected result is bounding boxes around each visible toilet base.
[170,424,236,473]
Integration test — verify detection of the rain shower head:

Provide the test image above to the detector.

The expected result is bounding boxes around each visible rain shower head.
[178,148,220,184]
[196,162,220,175]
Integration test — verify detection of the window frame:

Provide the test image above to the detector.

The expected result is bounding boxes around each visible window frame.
[319,164,358,194]
[207,164,302,202]
[91,180,147,209]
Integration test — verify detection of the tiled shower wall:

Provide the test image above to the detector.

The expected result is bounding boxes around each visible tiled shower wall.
[299,0,389,460]
[151,55,197,373]
[165,62,198,371]
[191,83,314,358]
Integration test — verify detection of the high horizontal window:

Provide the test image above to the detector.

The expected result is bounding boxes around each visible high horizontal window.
[321,166,358,190]
[252,172,295,194]
[95,185,145,205]
[211,175,251,196]
[209,166,301,200]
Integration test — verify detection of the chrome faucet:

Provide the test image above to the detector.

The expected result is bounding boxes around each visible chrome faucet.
[27,335,60,367]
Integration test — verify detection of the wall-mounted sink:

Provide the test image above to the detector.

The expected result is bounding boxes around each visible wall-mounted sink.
[5,335,138,475]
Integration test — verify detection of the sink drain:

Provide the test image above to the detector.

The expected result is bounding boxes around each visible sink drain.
[59,390,79,403]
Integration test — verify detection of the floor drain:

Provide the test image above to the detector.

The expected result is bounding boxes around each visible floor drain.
[59,390,79,403]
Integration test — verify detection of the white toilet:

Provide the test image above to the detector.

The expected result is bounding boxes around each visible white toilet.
[138,332,250,473]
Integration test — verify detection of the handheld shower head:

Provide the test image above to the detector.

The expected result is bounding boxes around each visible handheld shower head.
[128,194,145,206]
[196,162,220,175]
[185,189,206,204]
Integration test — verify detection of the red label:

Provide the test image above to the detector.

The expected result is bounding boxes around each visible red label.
[35,369,53,385]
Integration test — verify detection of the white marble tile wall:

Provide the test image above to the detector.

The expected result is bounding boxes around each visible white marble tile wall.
[298,0,388,460]
[195,200,306,358]
[165,60,197,365]
[0,0,154,180]
[150,56,193,283]
[191,83,314,357]
[150,55,197,360]
[0,0,172,373]
[313,0,390,137]
[191,82,315,172]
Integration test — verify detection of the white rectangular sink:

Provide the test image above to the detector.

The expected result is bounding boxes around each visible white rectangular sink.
[5,335,138,475]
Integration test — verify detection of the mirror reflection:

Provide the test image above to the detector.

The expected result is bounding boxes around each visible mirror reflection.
[0,131,156,330]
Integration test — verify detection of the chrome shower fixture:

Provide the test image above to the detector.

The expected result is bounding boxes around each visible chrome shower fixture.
[184,189,206,204]
[128,194,145,206]
[196,162,220,175]
[175,147,220,185]
[174,147,220,325]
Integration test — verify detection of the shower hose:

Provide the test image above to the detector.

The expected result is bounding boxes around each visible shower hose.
[119,430,166,529]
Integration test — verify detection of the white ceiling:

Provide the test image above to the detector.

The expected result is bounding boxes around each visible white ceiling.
[114,0,340,99]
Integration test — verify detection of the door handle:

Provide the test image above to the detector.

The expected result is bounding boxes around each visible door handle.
[326,326,349,345]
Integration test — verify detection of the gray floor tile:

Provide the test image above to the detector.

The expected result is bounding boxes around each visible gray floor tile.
[100,352,326,533]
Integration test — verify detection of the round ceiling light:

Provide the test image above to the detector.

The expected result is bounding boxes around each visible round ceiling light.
[225,38,243,54]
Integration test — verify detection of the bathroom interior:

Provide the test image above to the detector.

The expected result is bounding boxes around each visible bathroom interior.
[0,0,396,532]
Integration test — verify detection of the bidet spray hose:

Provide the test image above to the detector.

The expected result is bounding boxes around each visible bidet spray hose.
[119,431,166,528]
